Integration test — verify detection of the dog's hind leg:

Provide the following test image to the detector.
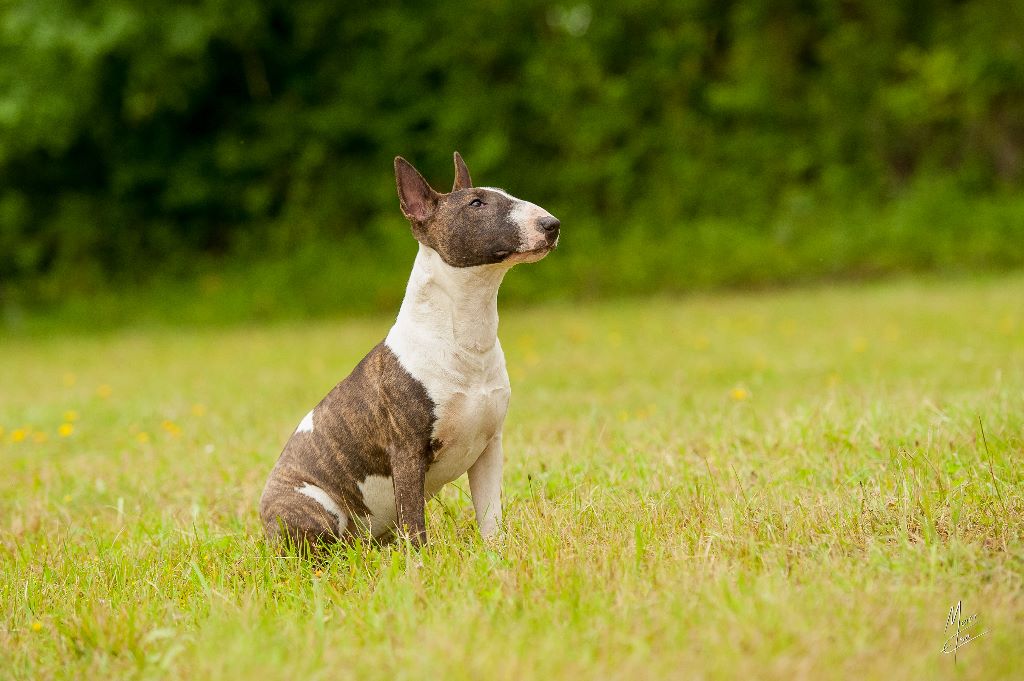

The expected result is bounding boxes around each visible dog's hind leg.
[260,479,348,553]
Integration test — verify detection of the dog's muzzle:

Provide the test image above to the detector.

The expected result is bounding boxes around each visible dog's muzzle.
[539,215,560,246]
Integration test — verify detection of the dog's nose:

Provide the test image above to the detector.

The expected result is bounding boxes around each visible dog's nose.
[539,215,560,233]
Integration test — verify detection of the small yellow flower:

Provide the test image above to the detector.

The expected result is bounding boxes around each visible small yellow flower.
[191,403,207,417]
[58,423,75,437]
[31,621,43,632]
[161,420,182,437]
[729,387,750,401]
[11,428,28,443]
[136,432,151,444]
[567,326,589,344]
[63,494,72,503]
[314,569,323,577]
[33,431,49,444]
[635,404,657,420]
[63,410,79,422]
[96,384,113,398]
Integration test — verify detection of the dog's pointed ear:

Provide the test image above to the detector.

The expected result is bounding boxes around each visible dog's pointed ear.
[395,157,438,224]
[452,151,473,191]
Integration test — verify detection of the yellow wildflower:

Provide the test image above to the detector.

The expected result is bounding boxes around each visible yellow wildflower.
[635,404,657,420]
[567,326,589,344]
[729,387,750,401]
[63,410,79,422]
[58,423,75,437]
[136,432,151,444]
[96,384,112,398]
[191,403,207,417]
[31,621,43,632]
[161,420,181,437]
[12,428,28,443]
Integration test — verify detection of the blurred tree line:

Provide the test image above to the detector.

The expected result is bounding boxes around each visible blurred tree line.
[1,0,1022,305]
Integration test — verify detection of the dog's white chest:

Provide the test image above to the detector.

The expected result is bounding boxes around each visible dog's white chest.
[425,369,510,495]
[379,243,515,520]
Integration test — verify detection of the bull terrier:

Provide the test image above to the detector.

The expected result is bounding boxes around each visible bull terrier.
[259,152,560,549]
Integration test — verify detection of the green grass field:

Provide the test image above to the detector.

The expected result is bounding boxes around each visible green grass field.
[2,274,1022,680]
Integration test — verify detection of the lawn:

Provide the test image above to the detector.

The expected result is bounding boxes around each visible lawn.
[1,274,1022,680]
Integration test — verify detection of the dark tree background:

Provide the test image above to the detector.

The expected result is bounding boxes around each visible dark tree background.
[1,0,1022,305]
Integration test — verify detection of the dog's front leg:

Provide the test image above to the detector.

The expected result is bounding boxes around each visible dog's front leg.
[391,449,428,547]
[468,435,504,540]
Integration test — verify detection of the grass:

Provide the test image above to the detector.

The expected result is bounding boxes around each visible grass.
[1,273,1022,680]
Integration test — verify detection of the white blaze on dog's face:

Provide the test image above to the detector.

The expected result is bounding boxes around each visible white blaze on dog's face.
[485,188,560,264]
[394,152,560,268]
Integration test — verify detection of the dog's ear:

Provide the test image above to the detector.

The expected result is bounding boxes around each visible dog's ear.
[452,151,473,191]
[395,157,438,224]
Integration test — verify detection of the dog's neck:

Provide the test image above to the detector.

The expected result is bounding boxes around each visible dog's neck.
[392,243,511,354]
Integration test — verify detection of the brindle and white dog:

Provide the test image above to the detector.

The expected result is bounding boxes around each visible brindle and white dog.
[259,152,560,549]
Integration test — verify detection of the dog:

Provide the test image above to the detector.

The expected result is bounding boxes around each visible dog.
[259,152,560,549]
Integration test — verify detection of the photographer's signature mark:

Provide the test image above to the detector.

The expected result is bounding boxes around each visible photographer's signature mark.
[942,600,987,661]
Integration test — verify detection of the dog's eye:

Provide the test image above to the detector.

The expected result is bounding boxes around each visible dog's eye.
[469,198,484,207]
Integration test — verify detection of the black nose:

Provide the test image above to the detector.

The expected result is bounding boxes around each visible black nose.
[539,215,560,233]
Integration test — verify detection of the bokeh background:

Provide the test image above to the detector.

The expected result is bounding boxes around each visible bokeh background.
[2,0,1022,328]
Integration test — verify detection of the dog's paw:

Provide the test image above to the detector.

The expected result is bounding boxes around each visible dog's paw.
[479,526,505,546]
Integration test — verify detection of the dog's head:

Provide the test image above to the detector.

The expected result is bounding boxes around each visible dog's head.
[394,152,559,268]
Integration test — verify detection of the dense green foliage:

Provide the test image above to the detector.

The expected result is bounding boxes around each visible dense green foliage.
[1,0,1022,311]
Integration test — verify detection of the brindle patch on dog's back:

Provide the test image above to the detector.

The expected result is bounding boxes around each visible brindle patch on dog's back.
[259,342,435,547]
